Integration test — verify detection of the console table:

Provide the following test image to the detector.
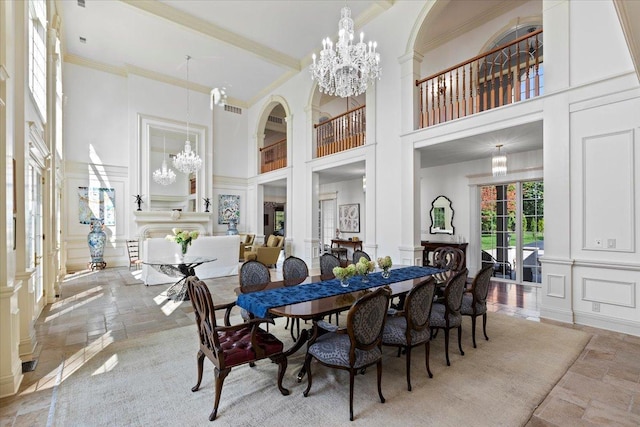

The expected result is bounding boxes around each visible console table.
[331,239,363,251]
[421,241,468,269]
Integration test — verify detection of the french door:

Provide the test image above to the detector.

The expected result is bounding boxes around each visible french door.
[480,180,544,284]
[27,163,44,302]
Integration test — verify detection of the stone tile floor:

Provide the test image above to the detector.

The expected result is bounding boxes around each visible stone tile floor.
[0,266,638,426]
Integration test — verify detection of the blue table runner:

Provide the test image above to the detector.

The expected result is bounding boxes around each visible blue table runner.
[236,266,442,318]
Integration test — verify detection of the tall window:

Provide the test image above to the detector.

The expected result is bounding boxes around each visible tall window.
[29,0,47,118]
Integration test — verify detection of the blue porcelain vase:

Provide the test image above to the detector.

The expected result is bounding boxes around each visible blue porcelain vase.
[227,219,239,235]
[88,218,107,269]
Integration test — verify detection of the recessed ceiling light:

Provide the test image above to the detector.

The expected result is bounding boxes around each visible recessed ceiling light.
[79,36,87,44]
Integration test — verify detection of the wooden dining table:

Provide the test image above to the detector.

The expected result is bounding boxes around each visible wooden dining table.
[235,265,443,381]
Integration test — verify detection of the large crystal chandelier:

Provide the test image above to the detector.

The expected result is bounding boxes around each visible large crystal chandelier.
[173,55,202,174]
[152,135,176,186]
[310,6,381,98]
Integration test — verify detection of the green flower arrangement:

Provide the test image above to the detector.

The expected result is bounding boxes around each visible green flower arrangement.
[377,256,392,270]
[166,228,199,255]
[355,257,375,275]
[333,263,356,280]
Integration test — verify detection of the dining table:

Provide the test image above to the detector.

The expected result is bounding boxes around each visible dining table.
[143,256,217,301]
[235,265,443,381]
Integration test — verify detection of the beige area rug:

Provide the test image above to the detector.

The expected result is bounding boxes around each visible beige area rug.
[53,313,590,427]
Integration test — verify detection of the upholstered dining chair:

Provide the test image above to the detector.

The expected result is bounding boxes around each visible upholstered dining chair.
[239,260,271,322]
[429,268,468,366]
[461,265,494,348]
[352,250,371,264]
[382,277,436,391]
[186,276,289,421]
[303,287,391,421]
[319,253,341,280]
[282,256,309,340]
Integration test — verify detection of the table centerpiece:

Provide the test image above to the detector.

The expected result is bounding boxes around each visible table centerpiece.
[333,264,356,287]
[377,256,393,278]
[166,228,199,256]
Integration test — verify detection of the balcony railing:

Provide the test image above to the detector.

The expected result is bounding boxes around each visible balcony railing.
[416,29,543,129]
[315,105,366,158]
[260,138,287,173]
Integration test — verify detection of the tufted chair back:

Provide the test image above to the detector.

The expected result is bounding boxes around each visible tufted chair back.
[319,253,341,279]
[352,250,371,264]
[186,276,289,421]
[282,256,309,286]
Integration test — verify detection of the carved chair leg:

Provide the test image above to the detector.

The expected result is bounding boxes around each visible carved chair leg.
[349,369,355,421]
[425,341,433,378]
[302,353,313,397]
[191,350,205,392]
[444,328,450,366]
[377,360,385,404]
[210,367,230,421]
[482,313,489,341]
[471,315,478,348]
[271,354,290,396]
[405,346,412,391]
[457,325,464,356]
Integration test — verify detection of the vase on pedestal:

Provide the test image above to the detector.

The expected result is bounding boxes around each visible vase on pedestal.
[87,218,107,270]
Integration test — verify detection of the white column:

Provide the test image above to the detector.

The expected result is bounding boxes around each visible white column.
[398,142,423,266]
[399,51,424,134]
[16,270,36,360]
[306,172,320,270]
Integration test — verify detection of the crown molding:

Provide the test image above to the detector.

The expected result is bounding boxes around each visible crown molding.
[119,0,300,72]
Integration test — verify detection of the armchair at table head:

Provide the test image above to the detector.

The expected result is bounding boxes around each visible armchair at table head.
[352,250,371,264]
[382,277,436,391]
[430,268,468,366]
[319,253,341,280]
[303,287,391,421]
[185,276,289,421]
[461,264,494,348]
[432,246,465,284]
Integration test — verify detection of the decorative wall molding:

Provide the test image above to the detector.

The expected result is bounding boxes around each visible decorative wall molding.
[64,160,129,177]
[582,277,636,308]
[547,274,566,298]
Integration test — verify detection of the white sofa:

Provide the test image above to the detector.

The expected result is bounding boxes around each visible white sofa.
[142,235,240,285]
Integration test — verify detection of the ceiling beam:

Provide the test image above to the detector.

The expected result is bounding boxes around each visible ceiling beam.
[120,0,301,72]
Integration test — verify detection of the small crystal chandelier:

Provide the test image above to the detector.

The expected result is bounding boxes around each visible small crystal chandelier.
[173,55,202,174]
[152,134,176,186]
[492,144,508,177]
[310,6,381,98]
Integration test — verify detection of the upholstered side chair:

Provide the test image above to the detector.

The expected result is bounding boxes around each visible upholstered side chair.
[461,265,494,348]
[282,256,309,340]
[382,277,436,391]
[319,253,341,280]
[352,249,371,264]
[186,276,289,421]
[303,287,391,421]
[429,268,468,366]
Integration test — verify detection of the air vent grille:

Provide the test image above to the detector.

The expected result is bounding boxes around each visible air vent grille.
[224,105,242,115]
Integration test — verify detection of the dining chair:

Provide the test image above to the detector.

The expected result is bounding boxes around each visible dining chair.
[432,246,465,285]
[461,265,493,348]
[303,287,391,421]
[239,260,271,322]
[352,249,371,264]
[429,268,468,366]
[382,277,436,391]
[186,276,289,421]
[319,253,341,279]
[282,256,309,340]
[126,239,142,270]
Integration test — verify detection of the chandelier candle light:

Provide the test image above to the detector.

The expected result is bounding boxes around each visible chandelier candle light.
[173,55,202,174]
[152,135,176,186]
[310,6,381,98]
[492,144,507,177]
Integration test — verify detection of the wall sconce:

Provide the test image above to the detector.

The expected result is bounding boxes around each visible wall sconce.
[362,175,367,193]
[492,144,507,177]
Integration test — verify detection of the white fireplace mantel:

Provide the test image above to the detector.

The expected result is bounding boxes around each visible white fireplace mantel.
[134,211,212,238]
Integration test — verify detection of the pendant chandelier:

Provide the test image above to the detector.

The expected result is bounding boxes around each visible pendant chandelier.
[152,134,176,186]
[173,55,202,174]
[492,144,507,177]
[310,6,381,98]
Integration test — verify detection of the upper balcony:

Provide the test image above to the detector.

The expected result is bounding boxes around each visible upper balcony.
[416,29,543,129]
[315,104,366,158]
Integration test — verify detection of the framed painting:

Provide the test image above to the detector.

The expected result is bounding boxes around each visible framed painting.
[218,194,240,224]
[338,203,360,233]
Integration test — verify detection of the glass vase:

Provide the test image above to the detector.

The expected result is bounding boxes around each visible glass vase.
[340,277,350,287]
[382,268,391,279]
[361,272,370,283]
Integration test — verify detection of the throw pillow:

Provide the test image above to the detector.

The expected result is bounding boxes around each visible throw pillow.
[266,235,278,247]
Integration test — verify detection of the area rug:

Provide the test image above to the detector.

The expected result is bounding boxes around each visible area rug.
[52,313,590,426]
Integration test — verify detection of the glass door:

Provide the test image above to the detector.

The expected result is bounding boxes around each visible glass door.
[320,199,337,253]
[27,164,44,302]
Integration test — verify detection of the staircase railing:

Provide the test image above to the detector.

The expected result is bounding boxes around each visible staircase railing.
[416,29,543,129]
[315,105,366,157]
[260,138,287,173]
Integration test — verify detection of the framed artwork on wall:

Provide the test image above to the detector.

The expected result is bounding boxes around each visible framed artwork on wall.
[338,203,360,233]
[78,187,116,225]
[218,194,240,224]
